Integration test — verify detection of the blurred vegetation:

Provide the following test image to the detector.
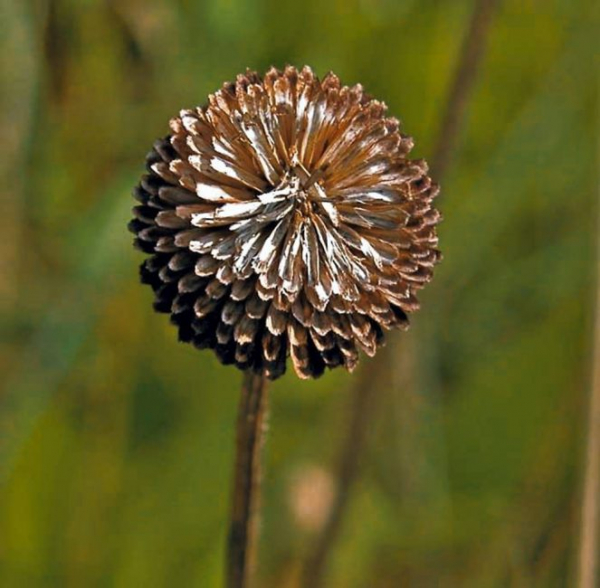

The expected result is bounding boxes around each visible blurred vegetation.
[0,0,598,586]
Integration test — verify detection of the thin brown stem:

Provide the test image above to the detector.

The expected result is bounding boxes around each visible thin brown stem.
[226,371,269,588]
[301,344,396,588]
[577,123,600,588]
[302,1,500,586]
[432,0,501,179]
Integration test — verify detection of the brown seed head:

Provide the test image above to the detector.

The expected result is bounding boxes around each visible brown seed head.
[129,66,441,379]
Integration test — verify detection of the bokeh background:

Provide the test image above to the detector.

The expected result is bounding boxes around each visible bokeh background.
[1,0,598,586]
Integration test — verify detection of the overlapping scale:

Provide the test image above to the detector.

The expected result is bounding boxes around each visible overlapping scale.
[129,66,441,379]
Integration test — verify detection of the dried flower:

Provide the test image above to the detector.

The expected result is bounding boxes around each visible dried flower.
[129,66,441,379]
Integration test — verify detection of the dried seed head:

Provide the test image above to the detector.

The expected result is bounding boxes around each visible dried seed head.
[129,66,441,380]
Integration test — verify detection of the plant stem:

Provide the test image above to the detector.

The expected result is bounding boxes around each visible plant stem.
[226,371,269,588]
[432,0,501,178]
[301,1,500,586]
[301,343,394,588]
[577,138,600,588]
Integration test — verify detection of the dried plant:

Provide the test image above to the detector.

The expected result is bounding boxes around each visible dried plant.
[128,66,440,381]
[128,66,440,588]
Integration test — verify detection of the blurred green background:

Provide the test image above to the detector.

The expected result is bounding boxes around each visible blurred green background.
[1,0,598,586]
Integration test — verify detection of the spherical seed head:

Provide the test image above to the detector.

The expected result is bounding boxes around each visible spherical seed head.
[129,66,441,380]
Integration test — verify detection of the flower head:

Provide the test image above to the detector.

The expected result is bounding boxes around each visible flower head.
[129,66,441,379]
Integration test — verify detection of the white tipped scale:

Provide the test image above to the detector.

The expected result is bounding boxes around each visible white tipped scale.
[209,156,267,191]
[193,181,240,202]
[233,231,264,276]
